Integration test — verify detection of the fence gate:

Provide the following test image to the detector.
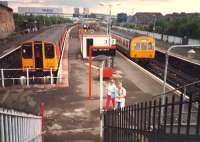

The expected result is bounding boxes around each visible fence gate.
[103,91,200,142]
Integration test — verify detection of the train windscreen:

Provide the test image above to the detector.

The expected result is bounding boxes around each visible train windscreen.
[134,43,140,50]
[141,42,148,50]
[45,43,54,58]
[148,43,154,50]
[22,43,32,58]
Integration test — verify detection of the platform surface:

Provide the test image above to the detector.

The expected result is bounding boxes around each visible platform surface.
[0,26,175,142]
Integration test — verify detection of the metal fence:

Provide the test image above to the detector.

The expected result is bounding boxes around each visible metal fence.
[0,108,43,142]
[0,68,64,88]
[103,82,200,142]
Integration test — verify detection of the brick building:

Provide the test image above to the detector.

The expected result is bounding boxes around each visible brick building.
[0,3,15,39]
[133,12,163,27]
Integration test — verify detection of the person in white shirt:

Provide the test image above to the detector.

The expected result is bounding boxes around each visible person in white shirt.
[105,79,117,111]
[116,82,127,109]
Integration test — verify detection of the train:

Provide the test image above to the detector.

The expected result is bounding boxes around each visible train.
[21,24,68,74]
[111,32,155,60]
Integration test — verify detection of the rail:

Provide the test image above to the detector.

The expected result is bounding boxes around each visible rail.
[0,107,43,142]
[0,68,64,88]
[103,82,200,142]
[153,80,200,100]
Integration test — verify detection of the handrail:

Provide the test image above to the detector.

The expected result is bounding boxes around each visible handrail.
[152,80,200,99]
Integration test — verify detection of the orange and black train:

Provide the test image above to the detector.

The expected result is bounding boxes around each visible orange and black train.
[21,25,68,74]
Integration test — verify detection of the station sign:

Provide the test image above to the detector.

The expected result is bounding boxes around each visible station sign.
[91,48,116,56]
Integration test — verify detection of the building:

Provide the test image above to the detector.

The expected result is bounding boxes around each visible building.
[73,8,79,17]
[83,8,89,15]
[117,13,127,23]
[0,1,8,6]
[18,7,63,16]
[133,12,163,27]
[0,3,15,39]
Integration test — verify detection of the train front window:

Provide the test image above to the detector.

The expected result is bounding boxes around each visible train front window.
[134,43,140,50]
[45,43,54,58]
[22,43,32,58]
[141,42,148,50]
[148,43,154,50]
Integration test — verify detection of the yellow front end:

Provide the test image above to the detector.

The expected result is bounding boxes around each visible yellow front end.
[22,41,35,71]
[130,36,155,59]
[43,43,58,72]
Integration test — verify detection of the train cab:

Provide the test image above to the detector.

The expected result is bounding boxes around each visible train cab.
[129,36,155,59]
[21,41,59,72]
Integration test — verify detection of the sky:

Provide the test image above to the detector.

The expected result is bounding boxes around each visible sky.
[6,0,200,15]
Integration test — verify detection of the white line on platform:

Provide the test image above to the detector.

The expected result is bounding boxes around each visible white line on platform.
[57,26,74,86]
[117,51,176,91]
[84,63,100,70]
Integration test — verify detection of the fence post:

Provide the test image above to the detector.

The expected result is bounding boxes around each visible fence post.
[40,103,45,142]
[1,69,5,88]
[1,110,5,142]
[50,68,53,85]
[100,63,104,140]
[26,68,29,87]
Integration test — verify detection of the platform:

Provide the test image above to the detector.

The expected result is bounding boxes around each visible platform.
[56,26,73,87]
[0,26,177,142]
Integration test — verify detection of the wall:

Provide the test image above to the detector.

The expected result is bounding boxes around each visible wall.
[0,5,15,39]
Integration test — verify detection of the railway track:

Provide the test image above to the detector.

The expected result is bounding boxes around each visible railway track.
[117,47,200,100]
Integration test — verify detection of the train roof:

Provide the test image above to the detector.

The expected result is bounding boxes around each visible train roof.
[25,24,67,44]
[112,30,153,40]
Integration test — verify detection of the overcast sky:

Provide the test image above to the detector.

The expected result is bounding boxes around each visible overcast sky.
[7,0,200,15]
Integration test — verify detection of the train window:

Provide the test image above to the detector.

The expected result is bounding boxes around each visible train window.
[148,43,154,50]
[141,42,148,50]
[134,43,140,50]
[45,44,54,58]
[22,43,32,58]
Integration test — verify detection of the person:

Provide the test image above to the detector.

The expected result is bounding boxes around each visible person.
[115,82,127,109]
[105,79,117,111]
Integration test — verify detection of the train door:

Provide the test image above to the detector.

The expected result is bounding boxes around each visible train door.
[34,41,43,69]
[86,38,93,57]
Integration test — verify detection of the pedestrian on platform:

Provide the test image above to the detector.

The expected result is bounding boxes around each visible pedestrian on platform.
[115,82,127,109]
[105,79,117,111]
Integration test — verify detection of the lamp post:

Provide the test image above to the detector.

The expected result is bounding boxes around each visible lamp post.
[99,2,120,36]
[162,44,199,120]
[153,15,157,32]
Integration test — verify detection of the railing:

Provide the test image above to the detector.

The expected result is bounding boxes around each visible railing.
[0,107,43,142]
[153,80,200,100]
[103,81,200,142]
[0,68,65,88]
